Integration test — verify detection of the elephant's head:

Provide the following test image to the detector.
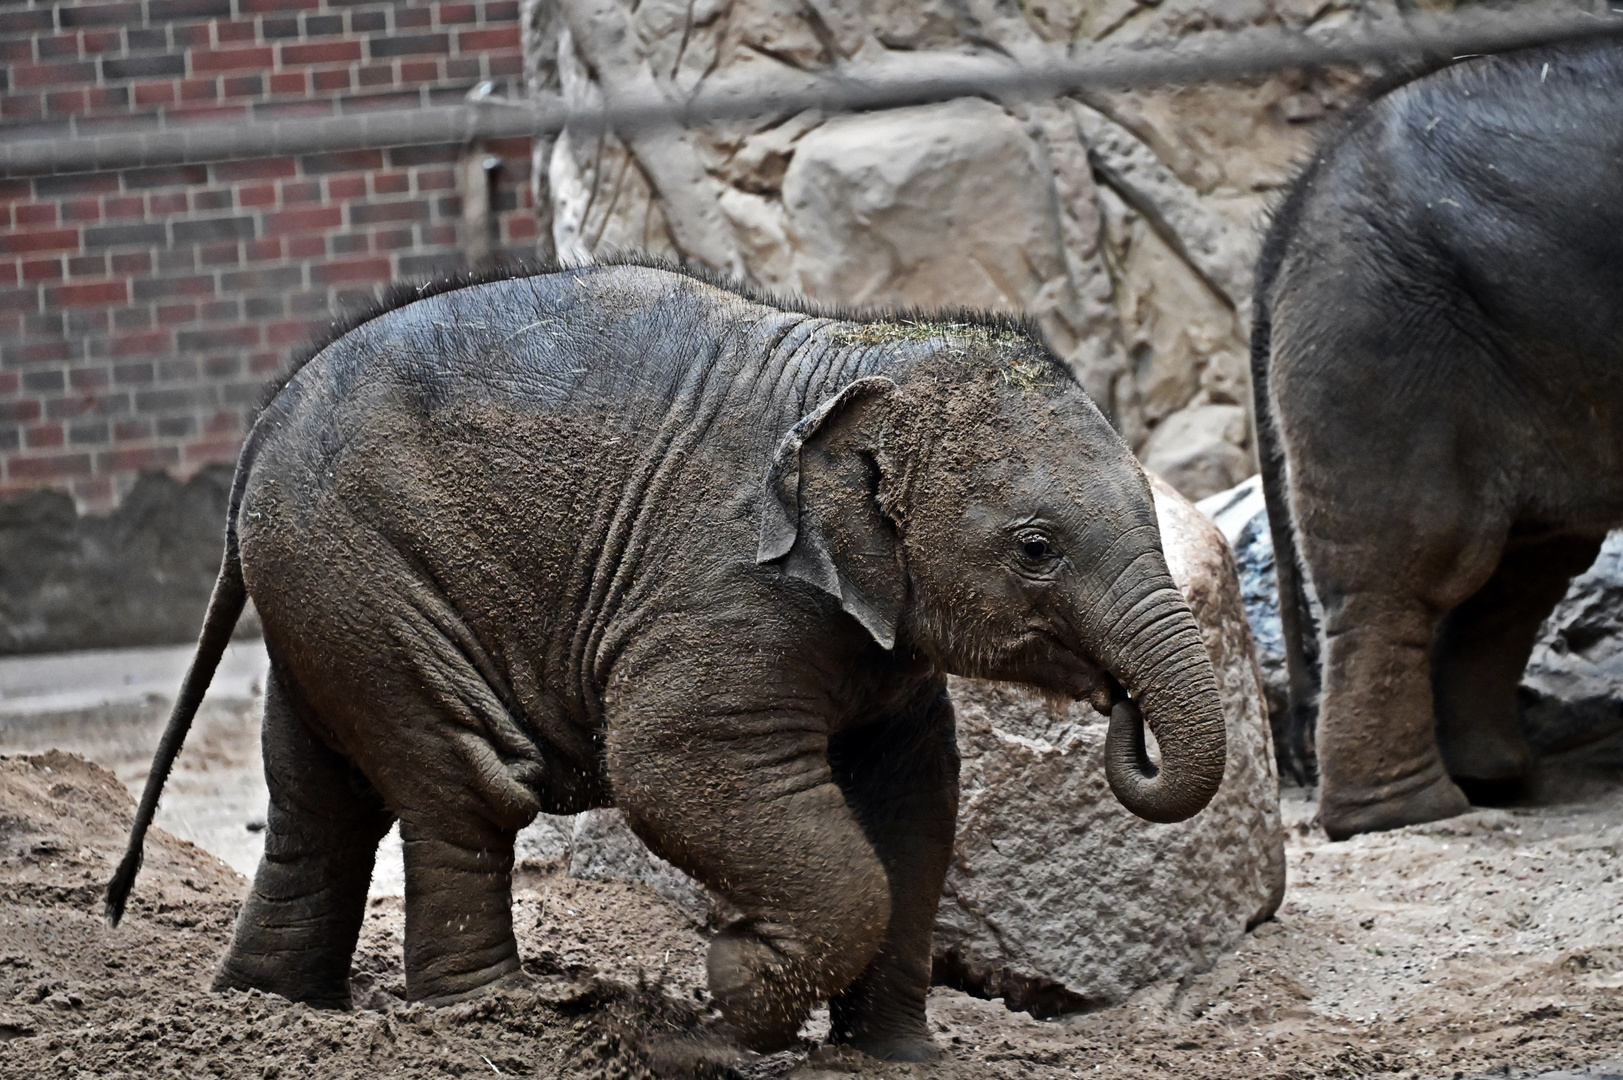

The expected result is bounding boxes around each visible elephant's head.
[758,337,1225,824]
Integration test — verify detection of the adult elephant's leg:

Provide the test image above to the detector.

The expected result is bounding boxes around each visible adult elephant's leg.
[214,665,394,1006]
[825,681,957,1062]
[606,694,891,1053]
[1432,533,1603,800]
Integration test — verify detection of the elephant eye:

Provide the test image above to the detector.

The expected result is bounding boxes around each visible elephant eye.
[1015,530,1060,564]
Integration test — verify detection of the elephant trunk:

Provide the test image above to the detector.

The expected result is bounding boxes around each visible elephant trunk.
[1091,560,1226,824]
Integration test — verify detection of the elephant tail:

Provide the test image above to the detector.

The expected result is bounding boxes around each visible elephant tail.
[1250,248,1321,787]
[105,463,252,926]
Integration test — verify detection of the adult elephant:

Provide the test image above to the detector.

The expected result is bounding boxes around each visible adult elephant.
[107,260,1226,1061]
[1253,41,1623,840]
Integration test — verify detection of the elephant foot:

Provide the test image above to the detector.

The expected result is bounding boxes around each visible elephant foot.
[410,958,526,1007]
[212,961,351,1011]
[831,1032,942,1062]
[1320,772,1469,840]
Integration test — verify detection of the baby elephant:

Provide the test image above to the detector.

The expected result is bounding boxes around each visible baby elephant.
[108,261,1224,1060]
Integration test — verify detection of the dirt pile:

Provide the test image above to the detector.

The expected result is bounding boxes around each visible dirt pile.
[1,748,1621,1078]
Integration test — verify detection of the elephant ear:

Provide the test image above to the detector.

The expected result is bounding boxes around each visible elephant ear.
[757,376,905,650]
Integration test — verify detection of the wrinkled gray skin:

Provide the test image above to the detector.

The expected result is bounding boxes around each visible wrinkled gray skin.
[1254,42,1623,840]
[109,263,1225,1059]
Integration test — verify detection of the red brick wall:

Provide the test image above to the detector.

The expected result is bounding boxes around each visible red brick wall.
[0,0,537,510]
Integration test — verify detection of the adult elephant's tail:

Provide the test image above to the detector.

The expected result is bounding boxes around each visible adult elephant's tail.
[1250,218,1321,787]
[105,472,251,926]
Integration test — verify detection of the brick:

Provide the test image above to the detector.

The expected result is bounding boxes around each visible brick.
[25,424,65,448]
[182,436,242,465]
[311,68,351,92]
[133,386,216,412]
[67,253,108,276]
[438,4,477,24]
[280,180,321,203]
[487,54,522,77]
[246,238,282,260]
[156,415,196,437]
[486,0,520,19]
[193,189,234,211]
[304,13,342,35]
[388,143,460,167]
[221,381,270,407]
[65,308,108,336]
[396,8,432,29]
[150,0,234,17]
[0,230,79,255]
[458,26,521,51]
[216,158,298,182]
[268,72,306,94]
[68,366,111,391]
[445,57,481,81]
[173,23,212,47]
[198,242,240,267]
[238,183,277,208]
[421,223,456,245]
[399,59,439,83]
[252,99,335,120]
[330,233,367,254]
[44,89,89,115]
[47,395,99,420]
[14,204,56,227]
[34,174,119,197]
[249,350,285,374]
[0,400,41,423]
[357,63,393,87]
[60,198,101,223]
[9,452,93,480]
[21,370,65,393]
[191,46,276,73]
[369,33,449,59]
[108,329,171,357]
[221,74,265,98]
[157,358,199,381]
[0,372,16,395]
[325,175,368,198]
[11,61,97,89]
[310,257,390,284]
[350,200,430,226]
[86,86,130,110]
[0,10,54,33]
[178,77,218,102]
[176,325,259,350]
[371,171,411,195]
[132,275,216,301]
[202,407,241,433]
[5,340,69,367]
[68,420,110,445]
[286,291,328,316]
[172,216,255,243]
[504,215,538,242]
[101,54,185,79]
[167,103,249,124]
[215,20,257,43]
[127,28,170,50]
[262,205,340,236]
[123,165,210,189]
[281,40,362,65]
[57,2,144,26]
[372,227,415,251]
[155,303,196,325]
[48,280,127,307]
[82,222,166,249]
[113,362,155,384]
[21,259,63,282]
[133,81,177,107]
[243,295,284,318]
[0,288,42,315]
[347,89,419,111]
[111,306,152,331]
[301,149,383,174]
[113,418,152,440]
[98,446,179,472]
[148,193,189,215]
[222,265,303,291]
[262,16,301,39]
[239,0,323,10]
[416,167,455,192]
[286,235,324,258]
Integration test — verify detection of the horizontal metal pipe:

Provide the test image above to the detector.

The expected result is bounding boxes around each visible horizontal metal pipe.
[2,5,1618,176]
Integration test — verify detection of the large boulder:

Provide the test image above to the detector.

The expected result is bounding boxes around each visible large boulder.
[932,475,1285,1015]
[1201,476,1623,764]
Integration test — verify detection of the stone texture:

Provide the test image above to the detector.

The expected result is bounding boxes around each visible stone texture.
[566,807,711,924]
[528,0,1434,500]
[1196,475,1286,723]
[933,475,1285,1015]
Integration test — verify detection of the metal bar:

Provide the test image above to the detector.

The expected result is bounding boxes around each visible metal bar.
[2,5,1619,176]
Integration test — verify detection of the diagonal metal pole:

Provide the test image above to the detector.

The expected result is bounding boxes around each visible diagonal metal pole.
[1,4,1619,176]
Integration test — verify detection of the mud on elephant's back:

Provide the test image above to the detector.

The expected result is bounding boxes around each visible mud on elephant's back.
[933,476,1285,1015]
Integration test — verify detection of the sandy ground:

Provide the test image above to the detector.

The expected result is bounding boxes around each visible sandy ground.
[0,644,1621,1078]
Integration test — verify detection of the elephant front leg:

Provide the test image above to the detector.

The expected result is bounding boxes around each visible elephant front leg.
[605,700,892,1054]
[826,682,957,1062]
[1316,593,1468,840]
[215,667,394,1007]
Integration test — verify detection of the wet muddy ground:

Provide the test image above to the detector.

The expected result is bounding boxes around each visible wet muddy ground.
[0,646,1620,1078]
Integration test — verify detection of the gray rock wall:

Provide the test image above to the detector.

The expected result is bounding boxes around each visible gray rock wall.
[0,466,258,655]
[524,0,1415,501]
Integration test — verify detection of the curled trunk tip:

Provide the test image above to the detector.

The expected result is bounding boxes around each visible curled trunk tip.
[1104,690,1225,825]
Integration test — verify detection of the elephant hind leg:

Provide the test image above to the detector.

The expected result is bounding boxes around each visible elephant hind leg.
[1432,532,1604,802]
[606,712,891,1053]
[214,666,394,1007]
